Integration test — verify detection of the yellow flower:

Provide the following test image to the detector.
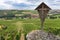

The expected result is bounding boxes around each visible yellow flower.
[0,26,2,29]
[0,26,2,30]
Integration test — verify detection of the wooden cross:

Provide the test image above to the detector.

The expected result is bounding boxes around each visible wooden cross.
[35,2,51,30]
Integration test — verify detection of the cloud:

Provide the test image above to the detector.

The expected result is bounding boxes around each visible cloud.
[42,0,60,9]
[0,0,60,10]
[0,0,14,10]
[3,0,40,10]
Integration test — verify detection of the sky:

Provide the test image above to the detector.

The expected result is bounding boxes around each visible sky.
[0,0,60,10]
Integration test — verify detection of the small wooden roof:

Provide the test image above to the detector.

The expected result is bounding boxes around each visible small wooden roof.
[35,2,51,10]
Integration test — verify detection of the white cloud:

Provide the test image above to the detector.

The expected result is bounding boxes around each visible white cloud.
[54,0,60,4]
[7,0,33,5]
[0,0,14,9]
[0,0,60,10]
[0,0,36,9]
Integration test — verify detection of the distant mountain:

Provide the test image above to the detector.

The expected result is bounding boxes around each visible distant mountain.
[49,10,60,14]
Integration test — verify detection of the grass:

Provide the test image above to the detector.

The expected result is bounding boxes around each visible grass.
[0,18,60,37]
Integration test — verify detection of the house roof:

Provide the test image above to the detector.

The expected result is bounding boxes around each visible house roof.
[35,2,51,10]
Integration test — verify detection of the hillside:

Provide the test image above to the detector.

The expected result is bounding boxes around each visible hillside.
[0,10,38,16]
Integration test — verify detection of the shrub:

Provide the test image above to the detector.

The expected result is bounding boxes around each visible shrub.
[50,16,57,19]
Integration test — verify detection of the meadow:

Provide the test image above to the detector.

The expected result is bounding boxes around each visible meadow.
[0,18,60,40]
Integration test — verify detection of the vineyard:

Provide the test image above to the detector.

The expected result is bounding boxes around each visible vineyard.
[0,18,60,40]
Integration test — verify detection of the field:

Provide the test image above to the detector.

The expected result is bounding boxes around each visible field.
[0,18,60,39]
[0,18,60,40]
